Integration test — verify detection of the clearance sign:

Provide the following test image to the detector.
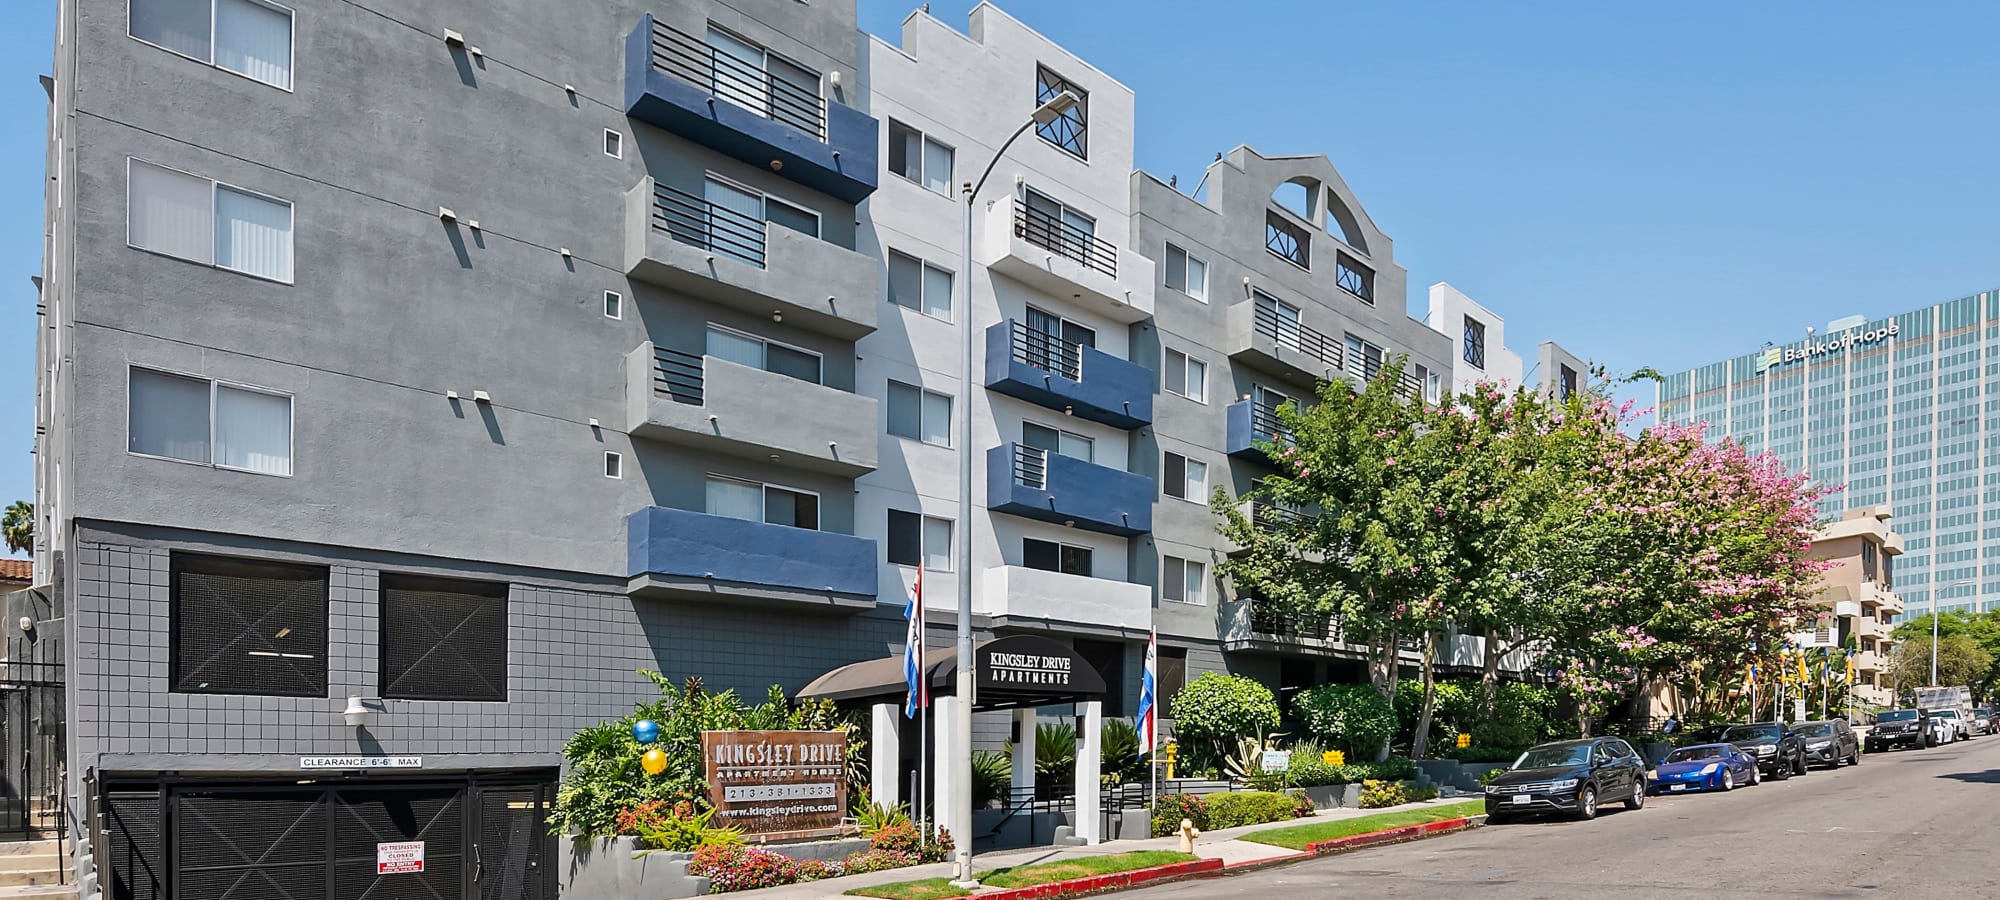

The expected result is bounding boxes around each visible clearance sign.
[1757,322,1899,372]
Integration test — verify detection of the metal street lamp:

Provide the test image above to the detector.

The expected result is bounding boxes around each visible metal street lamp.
[951,89,1079,888]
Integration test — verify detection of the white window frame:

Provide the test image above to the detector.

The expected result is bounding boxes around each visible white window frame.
[703,24,825,132]
[704,473,822,530]
[887,380,953,448]
[762,193,822,239]
[1022,419,1093,463]
[603,290,623,320]
[604,451,623,479]
[886,249,954,323]
[603,128,623,159]
[126,363,294,477]
[1163,555,1206,605]
[1023,537,1093,577]
[887,119,955,196]
[1163,347,1207,404]
[887,509,955,573]
[705,323,823,384]
[127,0,297,92]
[1164,243,1208,302]
[126,157,296,284]
[1163,451,1207,503]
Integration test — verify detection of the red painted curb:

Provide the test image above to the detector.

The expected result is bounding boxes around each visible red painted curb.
[979,858,1224,900]
[1303,816,1473,855]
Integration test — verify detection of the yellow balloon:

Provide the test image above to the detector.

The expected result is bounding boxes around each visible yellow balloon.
[641,748,668,776]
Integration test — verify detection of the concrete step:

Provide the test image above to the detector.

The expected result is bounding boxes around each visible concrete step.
[0,869,70,889]
[0,844,60,859]
[0,857,63,873]
[0,886,76,899]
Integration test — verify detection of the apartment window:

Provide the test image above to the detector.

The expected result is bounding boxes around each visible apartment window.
[683,176,819,266]
[1022,421,1093,463]
[1024,538,1092,576]
[1034,65,1088,158]
[706,475,819,530]
[1344,333,1386,380]
[127,158,294,283]
[604,452,622,479]
[379,574,508,702]
[704,26,823,137]
[1163,348,1207,403]
[603,129,623,159]
[1163,452,1207,502]
[887,119,954,195]
[763,196,820,237]
[170,552,327,696]
[1559,365,1578,400]
[1026,305,1096,349]
[1416,364,1441,404]
[1463,316,1487,369]
[1162,555,1207,605]
[130,0,294,90]
[129,367,293,476]
[706,324,822,384]
[1254,290,1304,353]
[1266,210,1310,269]
[1157,646,1188,713]
[887,380,952,447]
[603,290,623,320]
[1164,243,1207,301]
[1862,539,1880,582]
[1335,253,1374,303]
[886,509,954,572]
[1021,189,1105,273]
[888,250,953,321]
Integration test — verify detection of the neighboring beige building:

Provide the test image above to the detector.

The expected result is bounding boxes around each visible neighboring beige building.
[1805,507,1904,709]
[0,558,31,593]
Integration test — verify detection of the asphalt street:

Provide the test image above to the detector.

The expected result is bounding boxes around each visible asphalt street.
[1126,736,2000,899]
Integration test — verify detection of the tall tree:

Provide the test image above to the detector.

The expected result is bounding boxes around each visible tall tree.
[1,501,30,555]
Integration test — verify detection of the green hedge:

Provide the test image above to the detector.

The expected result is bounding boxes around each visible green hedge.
[1149,793,1208,837]
[1205,791,1307,830]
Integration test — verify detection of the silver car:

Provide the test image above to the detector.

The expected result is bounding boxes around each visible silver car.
[1929,708,1970,743]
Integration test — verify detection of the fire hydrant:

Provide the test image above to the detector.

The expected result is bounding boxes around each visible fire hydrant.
[1177,818,1200,854]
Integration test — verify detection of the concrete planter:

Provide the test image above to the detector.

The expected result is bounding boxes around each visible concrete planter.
[1300,784,1346,810]
[559,837,708,900]
[1338,783,1364,807]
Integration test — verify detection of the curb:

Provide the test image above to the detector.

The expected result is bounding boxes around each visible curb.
[977,858,1224,900]
[1301,815,1477,855]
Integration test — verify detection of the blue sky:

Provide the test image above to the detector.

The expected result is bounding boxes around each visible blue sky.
[3,1,1999,556]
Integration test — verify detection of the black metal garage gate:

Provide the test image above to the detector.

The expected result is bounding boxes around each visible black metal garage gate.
[99,772,554,900]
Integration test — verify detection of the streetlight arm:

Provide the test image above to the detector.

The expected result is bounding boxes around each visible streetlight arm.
[966,119,1040,207]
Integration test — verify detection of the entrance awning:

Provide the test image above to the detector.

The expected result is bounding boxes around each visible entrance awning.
[799,635,1106,712]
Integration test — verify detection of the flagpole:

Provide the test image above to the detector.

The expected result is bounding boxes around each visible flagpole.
[918,568,928,845]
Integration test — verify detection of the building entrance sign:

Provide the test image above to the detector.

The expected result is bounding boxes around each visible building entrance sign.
[701,730,848,840]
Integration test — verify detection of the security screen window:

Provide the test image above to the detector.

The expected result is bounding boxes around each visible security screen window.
[380,574,509,702]
[170,552,328,696]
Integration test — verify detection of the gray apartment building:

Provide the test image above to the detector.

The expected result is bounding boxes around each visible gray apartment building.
[29,0,1570,894]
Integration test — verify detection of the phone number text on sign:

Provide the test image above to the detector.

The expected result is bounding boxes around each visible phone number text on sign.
[723,782,836,802]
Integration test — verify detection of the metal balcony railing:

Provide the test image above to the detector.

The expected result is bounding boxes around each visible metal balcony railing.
[1013,444,1049,491]
[648,18,826,139]
[1011,320,1083,381]
[1353,356,1425,400]
[1250,606,1338,642]
[1248,501,1315,533]
[1254,302,1343,371]
[1015,203,1117,277]
[653,346,705,405]
[1248,401,1295,448]
[653,182,767,268]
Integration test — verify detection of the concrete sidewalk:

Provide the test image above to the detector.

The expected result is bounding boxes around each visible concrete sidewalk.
[741,797,1475,899]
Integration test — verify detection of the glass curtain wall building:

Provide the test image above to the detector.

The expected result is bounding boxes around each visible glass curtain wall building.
[1656,288,2000,618]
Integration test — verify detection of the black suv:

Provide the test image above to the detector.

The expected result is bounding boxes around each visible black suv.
[1722,722,1808,778]
[1483,737,1649,821]
[1865,708,1933,752]
[1792,719,1861,768]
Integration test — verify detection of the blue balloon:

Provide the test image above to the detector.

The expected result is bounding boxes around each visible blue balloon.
[632,719,660,744]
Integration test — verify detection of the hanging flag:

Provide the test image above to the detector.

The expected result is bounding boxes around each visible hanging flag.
[1797,651,1810,683]
[1136,631,1158,757]
[903,567,926,718]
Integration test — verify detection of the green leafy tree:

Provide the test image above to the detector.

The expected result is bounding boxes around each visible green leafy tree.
[2,501,31,555]
[1168,672,1281,772]
[1888,634,1994,694]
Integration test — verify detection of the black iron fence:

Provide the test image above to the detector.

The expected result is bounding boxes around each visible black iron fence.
[1253,302,1343,371]
[652,346,705,406]
[1246,401,1295,448]
[648,18,826,139]
[0,635,65,842]
[1013,444,1049,491]
[652,181,768,268]
[1010,320,1083,381]
[1250,606,1340,643]
[1015,203,1118,278]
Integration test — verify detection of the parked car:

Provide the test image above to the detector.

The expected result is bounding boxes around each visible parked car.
[1648,742,1760,793]
[1484,737,1649,821]
[1791,720,1861,767]
[1722,722,1808,778]
[1930,708,1971,742]
[1865,708,1933,751]
[1972,708,1995,736]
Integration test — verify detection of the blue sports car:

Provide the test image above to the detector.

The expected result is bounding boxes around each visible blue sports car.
[1648,742,1760,794]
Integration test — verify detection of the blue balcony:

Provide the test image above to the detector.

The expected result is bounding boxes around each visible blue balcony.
[624,15,879,203]
[625,506,877,612]
[1226,399,1294,463]
[984,321,1152,430]
[985,444,1152,537]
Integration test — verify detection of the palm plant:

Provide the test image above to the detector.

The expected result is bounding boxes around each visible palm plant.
[2,501,30,555]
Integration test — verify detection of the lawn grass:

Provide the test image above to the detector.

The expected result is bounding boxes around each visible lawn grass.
[843,851,1202,899]
[1240,800,1485,851]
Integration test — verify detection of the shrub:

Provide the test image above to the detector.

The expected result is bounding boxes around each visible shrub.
[793,859,844,882]
[870,821,954,864]
[1149,793,1208,837]
[1440,744,1523,764]
[1204,791,1300,829]
[1339,756,1418,783]
[1477,767,1508,787]
[1171,674,1281,770]
[1357,779,1408,809]
[972,750,1012,808]
[1100,717,1144,785]
[1406,784,1440,802]
[1288,789,1316,818]
[1294,684,1396,759]
[689,845,800,892]
[854,792,911,837]
[1486,681,1562,749]
[630,801,743,852]
[840,848,917,874]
